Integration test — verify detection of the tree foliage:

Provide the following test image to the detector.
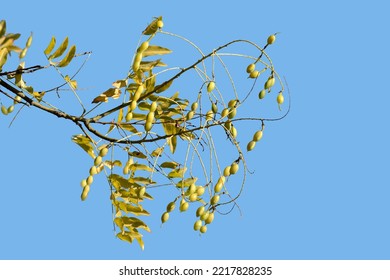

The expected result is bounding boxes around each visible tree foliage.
[0,17,288,250]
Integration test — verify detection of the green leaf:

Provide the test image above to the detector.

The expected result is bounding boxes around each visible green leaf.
[49,37,68,60]
[57,45,76,67]
[155,79,173,93]
[44,36,56,55]
[137,101,151,111]
[71,134,95,158]
[143,45,172,57]
[160,161,179,169]
[162,122,177,136]
[119,123,138,133]
[168,167,187,178]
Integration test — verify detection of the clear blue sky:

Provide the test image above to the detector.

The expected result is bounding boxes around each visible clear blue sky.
[1,0,390,259]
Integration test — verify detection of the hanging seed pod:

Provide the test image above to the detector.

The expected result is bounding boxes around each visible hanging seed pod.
[194,220,202,231]
[196,206,205,217]
[249,70,260,79]
[258,89,266,99]
[210,194,220,205]
[207,81,215,92]
[200,225,207,233]
[247,140,256,151]
[230,162,239,174]
[205,212,215,224]
[221,108,229,118]
[267,34,276,45]
[191,102,198,111]
[166,201,176,212]
[161,212,169,223]
[246,63,255,73]
[264,76,275,90]
[253,130,263,142]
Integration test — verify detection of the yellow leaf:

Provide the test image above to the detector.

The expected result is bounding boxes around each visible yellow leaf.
[49,37,68,60]
[44,36,56,55]
[71,134,95,158]
[57,45,76,67]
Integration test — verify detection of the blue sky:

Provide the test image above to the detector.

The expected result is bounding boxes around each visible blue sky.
[1,0,390,259]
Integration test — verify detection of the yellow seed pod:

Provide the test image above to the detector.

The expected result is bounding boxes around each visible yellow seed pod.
[166,201,176,212]
[210,194,220,205]
[247,140,256,151]
[249,70,260,79]
[207,81,216,92]
[230,125,237,138]
[7,105,14,114]
[200,225,207,233]
[200,211,210,221]
[206,110,214,121]
[150,101,157,112]
[80,179,87,188]
[221,108,229,118]
[196,206,205,217]
[137,41,149,53]
[267,34,276,45]
[87,175,94,185]
[123,165,130,175]
[264,76,275,90]
[81,185,90,201]
[230,162,239,174]
[253,130,263,142]
[194,220,202,231]
[146,111,155,123]
[1,105,8,115]
[218,176,226,185]
[144,121,153,132]
[211,103,218,114]
[228,99,238,108]
[246,63,255,73]
[14,96,22,104]
[130,100,137,111]
[224,120,232,130]
[89,166,97,176]
[94,156,102,166]
[186,110,194,120]
[133,84,144,101]
[205,212,215,224]
[125,111,133,122]
[161,212,169,223]
[277,92,284,104]
[132,58,141,72]
[188,183,197,195]
[228,108,237,119]
[189,193,198,202]
[196,186,205,196]
[157,20,164,28]
[223,166,231,177]
[258,89,266,99]
[99,147,109,157]
[180,201,189,212]
[191,102,198,111]
[214,181,223,193]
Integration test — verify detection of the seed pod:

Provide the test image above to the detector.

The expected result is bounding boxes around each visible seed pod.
[133,84,144,101]
[189,193,198,202]
[150,101,157,112]
[130,100,137,111]
[249,70,260,79]
[207,81,215,92]
[139,186,146,198]
[246,63,255,73]
[196,206,205,217]
[186,110,194,120]
[211,102,218,114]
[14,96,22,104]
[1,105,8,115]
[180,201,189,212]
[161,212,169,223]
[200,225,207,233]
[200,211,210,221]
[223,166,231,177]
[191,102,198,111]
[258,89,266,99]
[267,34,276,45]
[157,20,164,28]
[81,185,90,201]
[210,194,220,205]
[94,156,103,166]
[89,166,97,175]
[214,180,223,193]
[80,179,87,188]
[125,112,133,122]
[196,186,205,196]
[264,76,275,90]
[87,175,94,185]
[7,105,14,114]
[221,108,229,118]
[230,125,237,138]
[137,41,149,53]
[132,56,141,72]
[247,140,256,151]
[277,92,284,104]
[166,201,176,212]
[188,183,197,195]
[194,220,202,231]
[146,111,155,123]
[144,121,153,132]
[228,108,237,119]
[224,120,232,130]
[206,110,214,121]
[253,130,263,142]
[228,99,238,108]
[123,165,130,175]
[205,212,215,224]
[99,147,109,157]
[230,162,239,174]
